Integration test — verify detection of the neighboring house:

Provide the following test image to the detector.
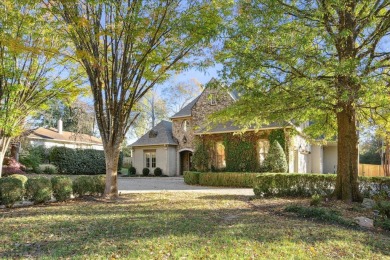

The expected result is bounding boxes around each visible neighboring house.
[131,80,337,176]
[25,119,103,150]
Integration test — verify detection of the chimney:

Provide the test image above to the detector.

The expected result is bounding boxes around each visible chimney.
[58,118,63,134]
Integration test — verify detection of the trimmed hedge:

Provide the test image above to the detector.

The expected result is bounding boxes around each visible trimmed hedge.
[0,177,24,207]
[26,177,53,204]
[51,176,73,201]
[50,147,106,175]
[184,172,258,187]
[72,175,105,197]
[9,174,28,187]
[184,171,201,185]
[254,173,390,198]
[199,172,258,188]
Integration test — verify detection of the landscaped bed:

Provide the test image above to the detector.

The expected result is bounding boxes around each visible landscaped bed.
[1,193,389,259]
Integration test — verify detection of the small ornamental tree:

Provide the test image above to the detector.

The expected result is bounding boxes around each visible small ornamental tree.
[263,141,288,173]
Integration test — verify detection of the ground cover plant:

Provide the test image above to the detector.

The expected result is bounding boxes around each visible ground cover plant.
[1,193,389,259]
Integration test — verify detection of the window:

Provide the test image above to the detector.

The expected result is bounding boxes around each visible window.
[145,151,156,168]
[182,120,189,132]
[216,142,226,168]
[151,153,156,168]
[259,140,270,164]
[209,93,217,105]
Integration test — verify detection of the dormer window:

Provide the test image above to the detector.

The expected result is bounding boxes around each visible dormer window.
[209,93,217,105]
[182,120,189,132]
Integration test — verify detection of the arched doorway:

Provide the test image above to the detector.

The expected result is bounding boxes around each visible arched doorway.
[179,150,193,175]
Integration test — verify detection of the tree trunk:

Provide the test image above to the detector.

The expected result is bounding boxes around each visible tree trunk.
[334,104,362,202]
[0,137,12,178]
[103,144,121,199]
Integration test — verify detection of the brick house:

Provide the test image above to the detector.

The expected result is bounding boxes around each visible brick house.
[131,80,337,176]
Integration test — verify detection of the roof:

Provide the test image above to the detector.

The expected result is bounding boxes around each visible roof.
[170,78,238,119]
[194,121,287,134]
[27,127,102,145]
[170,96,200,119]
[131,120,178,147]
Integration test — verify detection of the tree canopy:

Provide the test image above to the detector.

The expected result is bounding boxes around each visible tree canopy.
[0,0,80,177]
[216,0,390,201]
[45,0,231,198]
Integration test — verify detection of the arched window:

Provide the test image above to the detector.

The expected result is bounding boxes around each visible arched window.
[216,141,226,168]
[182,120,189,132]
[259,140,270,164]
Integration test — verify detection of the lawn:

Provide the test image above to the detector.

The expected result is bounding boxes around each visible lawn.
[1,193,389,259]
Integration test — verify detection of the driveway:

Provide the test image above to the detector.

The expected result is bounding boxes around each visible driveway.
[118,177,254,196]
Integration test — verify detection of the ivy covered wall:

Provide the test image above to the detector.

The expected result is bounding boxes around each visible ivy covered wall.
[193,129,288,172]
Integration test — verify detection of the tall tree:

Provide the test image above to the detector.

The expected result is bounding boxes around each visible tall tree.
[46,0,229,198]
[216,0,390,201]
[0,0,79,177]
[33,98,96,136]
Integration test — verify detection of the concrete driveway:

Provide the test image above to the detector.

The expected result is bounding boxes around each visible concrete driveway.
[118,177,254,196]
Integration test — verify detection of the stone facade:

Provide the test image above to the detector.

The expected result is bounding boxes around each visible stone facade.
[172,85,235,152]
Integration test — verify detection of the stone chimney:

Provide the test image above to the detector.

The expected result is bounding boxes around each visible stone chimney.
[58,118,63,134]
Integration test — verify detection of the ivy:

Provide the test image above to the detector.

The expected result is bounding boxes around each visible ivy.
[268,129,286,152]
[192,141,210,171]
[224,134,259,172]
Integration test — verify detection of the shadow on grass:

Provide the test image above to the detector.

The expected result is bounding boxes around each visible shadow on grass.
[1,194,390,258]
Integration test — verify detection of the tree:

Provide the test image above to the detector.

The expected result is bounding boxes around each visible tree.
[163,79,203,114]
[263,141,288,173]
[33,98,96,136]
[45,0,230,198]
[129,90,169,139]
[216,1,390,201]
[0,0,79,177]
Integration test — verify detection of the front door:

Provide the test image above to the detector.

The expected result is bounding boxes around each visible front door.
[180,151,192,175]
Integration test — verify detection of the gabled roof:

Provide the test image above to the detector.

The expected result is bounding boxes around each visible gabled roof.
[27,127,102,145]
[131,120,178,147]
[170,78,238,119]
[170,96,200,119]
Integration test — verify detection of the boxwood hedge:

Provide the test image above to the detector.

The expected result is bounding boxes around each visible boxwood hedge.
[50,147,106,175]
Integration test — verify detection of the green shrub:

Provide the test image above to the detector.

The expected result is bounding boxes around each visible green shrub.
[43,165,57,175]
[199,172,258,188]
[142,168,150,176]
[262,140,288,173]
[254,173,390,198]
[33,166,43,174]
[128,166,136,175]
[0,177,24,207]
[93,175,106,195]
[72,175,105,197]
[375,219,390,231]
[184,171,201,185]
[376,200,390,218]
[285,205,354,226]
[19,152,40,170]
[72,176,94,197]
[310,193,322,206]
[9,174,28,187]
[192,142,210,171]
[51,176,73,201]
[50,147,106,175]
[154,167,162,176]
[25,177,52,204]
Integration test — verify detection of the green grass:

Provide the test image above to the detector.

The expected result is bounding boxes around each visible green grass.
[1,193,390,259]
[119,167,129,175]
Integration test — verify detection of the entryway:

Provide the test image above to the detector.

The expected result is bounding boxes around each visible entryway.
[179,150,193,175]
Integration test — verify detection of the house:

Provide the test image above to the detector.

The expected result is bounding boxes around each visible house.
[25,119,103,150]
[131,80,337,176]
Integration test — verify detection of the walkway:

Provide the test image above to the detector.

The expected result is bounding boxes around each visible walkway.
[118,177,254,195]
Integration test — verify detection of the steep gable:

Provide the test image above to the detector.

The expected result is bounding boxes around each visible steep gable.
[131,120,178,147]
